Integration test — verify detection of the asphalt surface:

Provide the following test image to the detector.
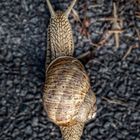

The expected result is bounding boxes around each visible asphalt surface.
[0,0,140,140]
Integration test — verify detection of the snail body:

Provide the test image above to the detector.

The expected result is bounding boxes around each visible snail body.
[43,0,96,140]
[46,0,75,66]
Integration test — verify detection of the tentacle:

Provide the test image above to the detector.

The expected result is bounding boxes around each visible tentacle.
[46,0,56,17]
[64,0,77,17]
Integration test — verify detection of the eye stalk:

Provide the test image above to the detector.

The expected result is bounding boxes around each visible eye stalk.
[64,0,77,17]
[46,0,56,17]
[46,0,77,17]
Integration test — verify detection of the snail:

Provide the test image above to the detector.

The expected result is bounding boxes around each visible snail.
[43,0,97,140]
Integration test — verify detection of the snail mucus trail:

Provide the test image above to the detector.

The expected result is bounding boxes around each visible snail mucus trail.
[43,0,97,140]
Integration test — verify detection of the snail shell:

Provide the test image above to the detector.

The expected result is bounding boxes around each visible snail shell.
[43,56,90,126]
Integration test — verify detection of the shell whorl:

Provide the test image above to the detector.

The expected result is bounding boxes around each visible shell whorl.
[43,56,90,126]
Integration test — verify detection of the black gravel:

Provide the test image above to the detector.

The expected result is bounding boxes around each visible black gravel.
[0,0,140,140]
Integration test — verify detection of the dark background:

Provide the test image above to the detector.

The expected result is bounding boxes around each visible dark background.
[0,0,140,139]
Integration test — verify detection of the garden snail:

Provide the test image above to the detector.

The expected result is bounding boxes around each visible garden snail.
[43,0,97,140]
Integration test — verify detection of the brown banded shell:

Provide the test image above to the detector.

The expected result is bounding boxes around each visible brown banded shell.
[43,56,90,126]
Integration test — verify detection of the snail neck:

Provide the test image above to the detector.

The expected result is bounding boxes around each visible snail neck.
[60,122,84,140]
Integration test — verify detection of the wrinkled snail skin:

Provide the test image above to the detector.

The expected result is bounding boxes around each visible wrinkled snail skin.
[46,0,76,66]
[60,122,84,140]
[43,0,97,140]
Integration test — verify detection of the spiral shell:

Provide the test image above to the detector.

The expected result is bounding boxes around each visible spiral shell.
[43,56,90,126]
